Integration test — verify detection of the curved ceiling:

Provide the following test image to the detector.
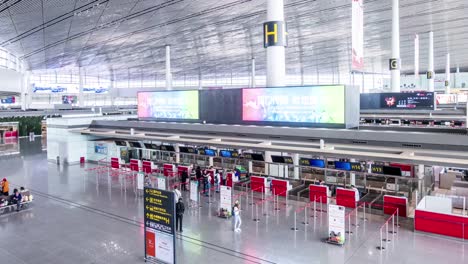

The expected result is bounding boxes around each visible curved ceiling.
[0,0,467,79]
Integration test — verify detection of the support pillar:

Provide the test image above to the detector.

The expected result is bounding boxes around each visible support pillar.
[265,0,286,87]
[350,159,356,186]
[428,31,435,91]
[445,53,450,94]
[165,45,172,90]
[390,0,401,92]
[174,144,180,164]
[293,153,299,180]
[78,67,84,107]
[251,58,256,88]
[414,34,419,89]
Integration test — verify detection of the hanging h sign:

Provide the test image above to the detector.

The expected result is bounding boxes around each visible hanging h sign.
[263,21,288,48]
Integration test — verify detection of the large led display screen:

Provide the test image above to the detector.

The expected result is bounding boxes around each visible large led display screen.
[242,86,345,124]
[361,92,434,110]
[138,91,199,119]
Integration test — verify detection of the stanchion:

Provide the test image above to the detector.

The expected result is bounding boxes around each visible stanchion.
[198,192,202,208]
[377,227,385,250]
[346,213,353,235]
[291,212,298,231]
[302,206,309,225]
[253,203,260,222]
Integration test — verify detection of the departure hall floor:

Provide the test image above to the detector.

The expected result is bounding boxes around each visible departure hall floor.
[0,139,466,264]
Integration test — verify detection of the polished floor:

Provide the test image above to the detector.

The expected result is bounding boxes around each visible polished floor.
[0,138,466,264]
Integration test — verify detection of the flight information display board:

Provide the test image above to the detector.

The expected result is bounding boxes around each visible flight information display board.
[242,86,345,124]
[138,90,199,119]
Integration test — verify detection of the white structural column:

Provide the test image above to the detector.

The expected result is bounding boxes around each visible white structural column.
[78,67,84,107]
[390,0,401,92]
[293,153,299,179]
[455,65,460,88]
[165,45,172,90]
[265,0,286,87]
[350,158,356,186]
[20,71,31,110]
[251,58,256,88]
[414,34,419,89]
[428,31,435,91]
[445,53,450,94]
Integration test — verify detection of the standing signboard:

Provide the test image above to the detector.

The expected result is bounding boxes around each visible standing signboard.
[137,172,144,190]
[220,186,232,211]
[157,177,167,190]
[190,180,198,203]
[144,187,176,264]
[327,204,346,245]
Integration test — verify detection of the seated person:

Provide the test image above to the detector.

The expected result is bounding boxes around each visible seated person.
[11,189,22,212]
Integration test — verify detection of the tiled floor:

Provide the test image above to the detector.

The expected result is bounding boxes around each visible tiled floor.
[0,138,466,263]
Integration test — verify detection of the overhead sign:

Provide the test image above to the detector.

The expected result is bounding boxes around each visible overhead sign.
[0,96,15,104]
[360,92,434,110]
[144,188,176,264]
[299,158,326,168]
[328,204,346,245]
[263,21,287,48]
[351,0,364,71]
[389,58,400,70]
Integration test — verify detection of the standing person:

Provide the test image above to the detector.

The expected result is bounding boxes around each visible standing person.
[176,198,185,232]
[181,171,188,191]
[196,166,202,191]
[222,171,227,186]
[215,170,221,193]
[206,173,212,197]
[202,170,208,195]
[233,202,242,232]
[173,186,182,203]
[11,189,22,212]
[1,178,9,196]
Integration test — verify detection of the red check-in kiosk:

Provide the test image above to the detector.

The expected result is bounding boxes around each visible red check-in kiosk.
[383,195,408,217]
[271,179,289,197]
[111,157,120,169]
[163,164,175,177]
[250,176,267,193]
[309,185,329,204]
[130,159,141,172]
[336,187,357,208]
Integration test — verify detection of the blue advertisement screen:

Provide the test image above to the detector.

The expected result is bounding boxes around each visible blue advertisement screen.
[334,161,351,171]
[310,159,325,168]
[204,149,216,156]
[220,150,232,158]
[243,86,345,124]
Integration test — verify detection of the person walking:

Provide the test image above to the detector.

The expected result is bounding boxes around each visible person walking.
[176,198,185,232]
[206,173,212,197]
[233,201,242,232]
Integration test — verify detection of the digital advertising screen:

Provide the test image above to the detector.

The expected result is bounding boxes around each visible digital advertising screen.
[138,90,199,120]
[242,86,345,124]
[62,95,77,104]
[361,92,434,110]
[334,161,351,171]
[381,92,434,109]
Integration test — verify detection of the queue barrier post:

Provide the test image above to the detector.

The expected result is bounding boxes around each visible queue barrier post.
[291,211,298,231]
[253,203,260,222]
[303,206,309,225]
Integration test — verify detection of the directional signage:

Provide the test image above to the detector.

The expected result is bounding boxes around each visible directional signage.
[144,187,176,264]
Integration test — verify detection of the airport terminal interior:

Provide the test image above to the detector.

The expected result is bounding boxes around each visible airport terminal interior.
[1,0,468,263]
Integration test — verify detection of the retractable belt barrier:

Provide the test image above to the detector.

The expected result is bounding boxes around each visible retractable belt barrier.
[377,207,400,251]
